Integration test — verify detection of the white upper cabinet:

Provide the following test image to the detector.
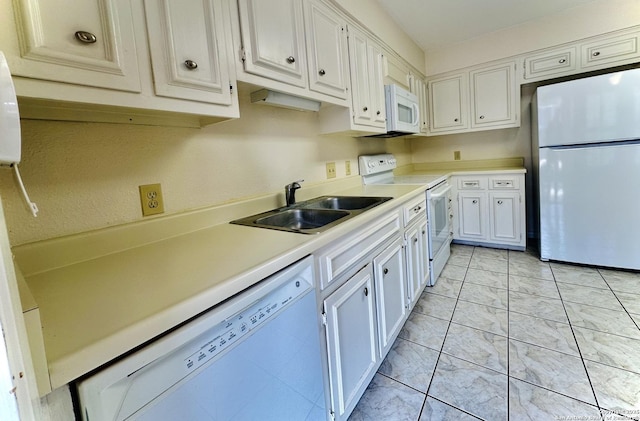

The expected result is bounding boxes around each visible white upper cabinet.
[523,46,577,82]
[428,73,467,133]
[144,0,232,105]
[303,0,349,99]
[238,0,308,88]
[427,60,519,136]
[346,25,386,129]
[580,31,640,69]
[470,61,517,129]
[8,0,141,92]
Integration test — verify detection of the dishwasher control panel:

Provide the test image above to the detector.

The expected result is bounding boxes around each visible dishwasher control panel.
[183,276,310,374]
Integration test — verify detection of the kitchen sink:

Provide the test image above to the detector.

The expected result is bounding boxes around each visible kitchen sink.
[230,195,392,234]
[298,195,392,211]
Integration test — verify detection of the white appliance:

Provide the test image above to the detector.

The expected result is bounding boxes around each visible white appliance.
[359,154,451,285]
[77,256,327,421]
[0,51,37,217]
[367,85,419,138]
[533,68,640,270]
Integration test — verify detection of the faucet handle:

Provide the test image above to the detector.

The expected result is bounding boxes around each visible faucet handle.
[287,179,304,188]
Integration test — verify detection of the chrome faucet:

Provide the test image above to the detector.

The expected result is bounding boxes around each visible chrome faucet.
[285,179,304,207]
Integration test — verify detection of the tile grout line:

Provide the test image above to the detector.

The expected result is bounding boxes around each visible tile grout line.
[416,246,472,420]
[549,263,604,418]
[597,268,640,333]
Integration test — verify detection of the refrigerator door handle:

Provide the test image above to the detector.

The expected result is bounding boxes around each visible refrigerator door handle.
[545,139,640,150]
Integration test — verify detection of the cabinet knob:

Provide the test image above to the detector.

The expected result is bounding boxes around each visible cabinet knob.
[383,268,389,275]
[479,115,485,120]
[497,200,503,205]
[364,287,369,296]
[413,238,418,243]
[376,110,381,115]
[472,199,478,204]
[184,60,198,70]
[454,118,459,122]
[318,69,326,76]
[75,31,97,44]
[559,58,567,64]
[286,56,296,64]
[592,51,601,57]
[422,230,426,234]
[363,106,368,112]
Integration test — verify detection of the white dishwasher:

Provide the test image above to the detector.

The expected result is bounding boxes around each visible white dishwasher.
[76,255,327,421]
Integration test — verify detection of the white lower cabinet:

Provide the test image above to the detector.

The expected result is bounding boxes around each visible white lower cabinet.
[324,263,378,420]
[405,215,429,309]
[373,238,407,358]
[452,172,526,249]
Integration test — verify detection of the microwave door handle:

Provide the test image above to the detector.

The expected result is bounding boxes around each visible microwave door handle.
[411,103,419,125]
[430,185,451,199]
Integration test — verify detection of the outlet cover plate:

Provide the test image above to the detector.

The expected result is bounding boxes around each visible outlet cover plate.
[326,162,336,179]
[345,160,351,176]
[139,183,165,216]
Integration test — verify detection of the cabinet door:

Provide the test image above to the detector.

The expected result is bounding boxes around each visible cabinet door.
[367,41,387,126]
[405,223,422,309]
[419,218,430,287]
[304,0,348,99]
[458,192,487,240]
[489,192,521,244]
[324,265,377,419]
[373,239,407,358]
[411,76,428,134]
[347,26,373,126]
[428,73,467,132]
[523,47,577,82]
[470,61,517,128]
[9,0,140,92]
[144,0,232,105]
[238,0,307,88]
[581,32,640,69]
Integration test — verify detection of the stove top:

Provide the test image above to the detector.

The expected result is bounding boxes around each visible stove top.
[359,154,446,188]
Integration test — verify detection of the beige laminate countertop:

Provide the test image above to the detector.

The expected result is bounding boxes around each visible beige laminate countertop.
[14,180,427,390]
[14,164,527,391]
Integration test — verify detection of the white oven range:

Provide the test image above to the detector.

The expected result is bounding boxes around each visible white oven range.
[359,154,452,286]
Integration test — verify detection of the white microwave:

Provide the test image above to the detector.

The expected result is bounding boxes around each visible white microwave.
[384,84,420,136]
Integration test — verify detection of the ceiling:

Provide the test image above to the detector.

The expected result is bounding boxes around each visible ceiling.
[375,0,599,52]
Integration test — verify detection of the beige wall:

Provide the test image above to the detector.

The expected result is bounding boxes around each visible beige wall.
[425,0,640,75]
[0,85,413,246]
[332,0,425,73]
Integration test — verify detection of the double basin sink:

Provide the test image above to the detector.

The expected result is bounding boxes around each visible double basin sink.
[230,196,392,234]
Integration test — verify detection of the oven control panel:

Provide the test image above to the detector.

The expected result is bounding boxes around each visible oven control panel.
[359,154,397,176]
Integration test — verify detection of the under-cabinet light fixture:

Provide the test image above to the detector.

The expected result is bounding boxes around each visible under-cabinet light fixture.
[250,89,321,112]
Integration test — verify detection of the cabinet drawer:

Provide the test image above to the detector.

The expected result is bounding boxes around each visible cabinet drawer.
[317,210,401,289]
[523,47,577,81]
[402,194,426,227]
[581,33,640,69]
[457,177,487,190]
[489,176,520,190]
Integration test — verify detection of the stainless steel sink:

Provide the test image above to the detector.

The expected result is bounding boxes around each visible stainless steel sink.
[299,196,392,211]
[230,195,393,234]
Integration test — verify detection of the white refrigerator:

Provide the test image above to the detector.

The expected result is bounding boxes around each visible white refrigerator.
[533,68,640,270]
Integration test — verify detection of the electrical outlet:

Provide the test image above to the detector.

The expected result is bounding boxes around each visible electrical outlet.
[345,160,351,176]
[139,183,165,216]
[326,162,337,179]
[454,150,461,160]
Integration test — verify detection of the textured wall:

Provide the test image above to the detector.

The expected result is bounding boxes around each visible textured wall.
[425,0,640,75]
[0,85,412,246]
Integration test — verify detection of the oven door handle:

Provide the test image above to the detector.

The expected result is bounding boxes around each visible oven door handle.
[430,184,451,199]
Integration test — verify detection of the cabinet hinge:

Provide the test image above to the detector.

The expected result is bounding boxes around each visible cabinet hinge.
[240,47,246,62]
[230,84,233,94]
[321,311,327,326]
[330,410,336,421]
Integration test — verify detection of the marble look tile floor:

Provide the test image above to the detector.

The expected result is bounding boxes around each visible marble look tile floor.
[349,245,640,421]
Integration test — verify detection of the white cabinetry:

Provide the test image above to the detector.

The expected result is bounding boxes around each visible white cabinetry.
[324,264,378,420]
[304,0,349,99]
[427,73,467,133]
[7,0,141,92]
[522,28,640,83]
[469,62,517,129]
[143,0,232,104]
[237,0,307,88]
[426,60,519,136]
[373,238,406,358]
[348,25,386,129]
[452,172,526,250]
[411,75,429,134]
[2,0,239,126]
